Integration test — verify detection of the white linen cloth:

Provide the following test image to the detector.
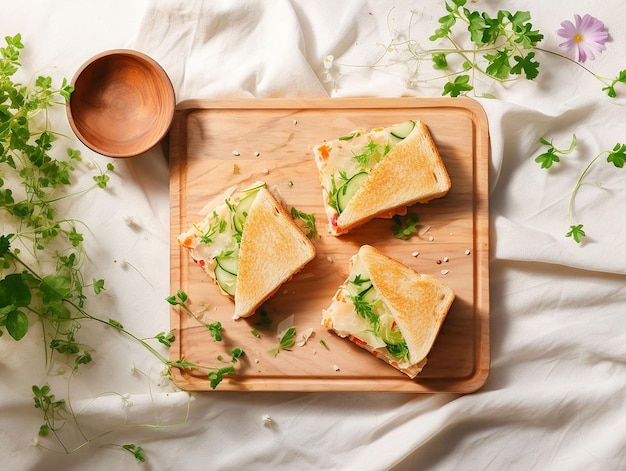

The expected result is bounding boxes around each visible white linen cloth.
[1,1,625,470]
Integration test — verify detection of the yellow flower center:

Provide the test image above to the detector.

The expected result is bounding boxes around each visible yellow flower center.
[574,33,583,43]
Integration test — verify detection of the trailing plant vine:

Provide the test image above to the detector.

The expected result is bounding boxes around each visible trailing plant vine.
[0,33,244,463]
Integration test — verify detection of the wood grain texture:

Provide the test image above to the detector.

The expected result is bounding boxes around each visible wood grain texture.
[169,97,490,393]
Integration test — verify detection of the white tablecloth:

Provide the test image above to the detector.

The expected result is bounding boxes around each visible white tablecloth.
[1,1,625,470]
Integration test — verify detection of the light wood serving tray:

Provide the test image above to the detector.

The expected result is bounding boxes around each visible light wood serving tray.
[169,97,489,393]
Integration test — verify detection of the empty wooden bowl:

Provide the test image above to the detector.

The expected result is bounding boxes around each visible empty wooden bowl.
[66,50,175,158]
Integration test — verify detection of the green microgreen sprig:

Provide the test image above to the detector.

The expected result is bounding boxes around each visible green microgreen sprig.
[390,213,420,239]
[0,33,240,462]
[269,326,296,356]
[535,134,577,169]
[355,1,625,98]
[166,289,225,342]
[290,206,317,239]
[535,135,626,243]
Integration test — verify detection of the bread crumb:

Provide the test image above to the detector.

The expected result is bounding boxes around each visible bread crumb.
[333,364,340,371]
[262,168,269,175]
[326,255,334,263]
[293,119,298,125]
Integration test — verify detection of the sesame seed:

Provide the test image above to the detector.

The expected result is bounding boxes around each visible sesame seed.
[411,251,420,257]
[465,249,471,255]
[232,150,240,156]
[443,256,449,262]
[428,236,434,241]
[441,269,449,275]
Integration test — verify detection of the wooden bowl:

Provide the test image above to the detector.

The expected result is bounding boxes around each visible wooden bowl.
[66,50,175,158]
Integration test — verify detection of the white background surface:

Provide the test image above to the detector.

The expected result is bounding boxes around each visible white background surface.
[1,1,625,470]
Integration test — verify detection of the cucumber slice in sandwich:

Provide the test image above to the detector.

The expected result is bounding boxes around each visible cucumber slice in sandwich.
[215,263,237,296]
[337,171,368,213]
[389,120,415,140]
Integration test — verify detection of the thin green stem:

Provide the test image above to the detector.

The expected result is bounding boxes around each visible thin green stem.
[568,151,607,224]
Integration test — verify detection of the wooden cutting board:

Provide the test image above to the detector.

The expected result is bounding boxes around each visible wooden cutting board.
[169,97,490,393]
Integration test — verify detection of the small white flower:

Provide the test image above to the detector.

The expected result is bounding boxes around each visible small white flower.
[121,393,133,408]
[262,414,273,427]
[323,55,334,70]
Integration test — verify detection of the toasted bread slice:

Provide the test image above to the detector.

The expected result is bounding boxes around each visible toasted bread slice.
[313,120,451,235]
[178,182,315,319]
[322,245,455,378]
[234,186,316,319]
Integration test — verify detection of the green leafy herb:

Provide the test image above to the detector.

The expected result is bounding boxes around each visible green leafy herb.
[442,74,473,97]
[32,384,66,438]
[391,213,420,239]
[602,69,626,98]
[327,171,349,215]
[207,321,223,342]
[607,143,626,168]
[386,342,409,360]
[121,444,146,463]
[290,207,317,239]
[538,135,626,243]
[153,331,175,347]
[167,290,224,341]
[208,348,244,389]
[566,224,586,244]
[535,134,577,169]
[269,326,296,356]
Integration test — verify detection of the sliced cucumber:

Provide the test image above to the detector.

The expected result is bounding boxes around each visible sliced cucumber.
[233,192,257,233]
[359,283,377,303]
[337,171,368,212]
[241,181,266,193]
[214,263,237,296]
[216,254,239,276]
[389,120,415,140]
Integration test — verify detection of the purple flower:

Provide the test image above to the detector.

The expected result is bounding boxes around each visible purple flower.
[557,14,609,63]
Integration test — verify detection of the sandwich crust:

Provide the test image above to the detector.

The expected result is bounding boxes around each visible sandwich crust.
[358,245,455,366]
[337,121,451,232]
[235,187,316,318]
[322,245,455,378]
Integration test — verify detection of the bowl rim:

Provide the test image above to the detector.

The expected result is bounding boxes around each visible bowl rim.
[66,49,176,158]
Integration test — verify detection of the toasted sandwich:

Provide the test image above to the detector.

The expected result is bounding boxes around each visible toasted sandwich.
[322,245,455,378]
[313,120,451,235]
[178,182,316,319]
